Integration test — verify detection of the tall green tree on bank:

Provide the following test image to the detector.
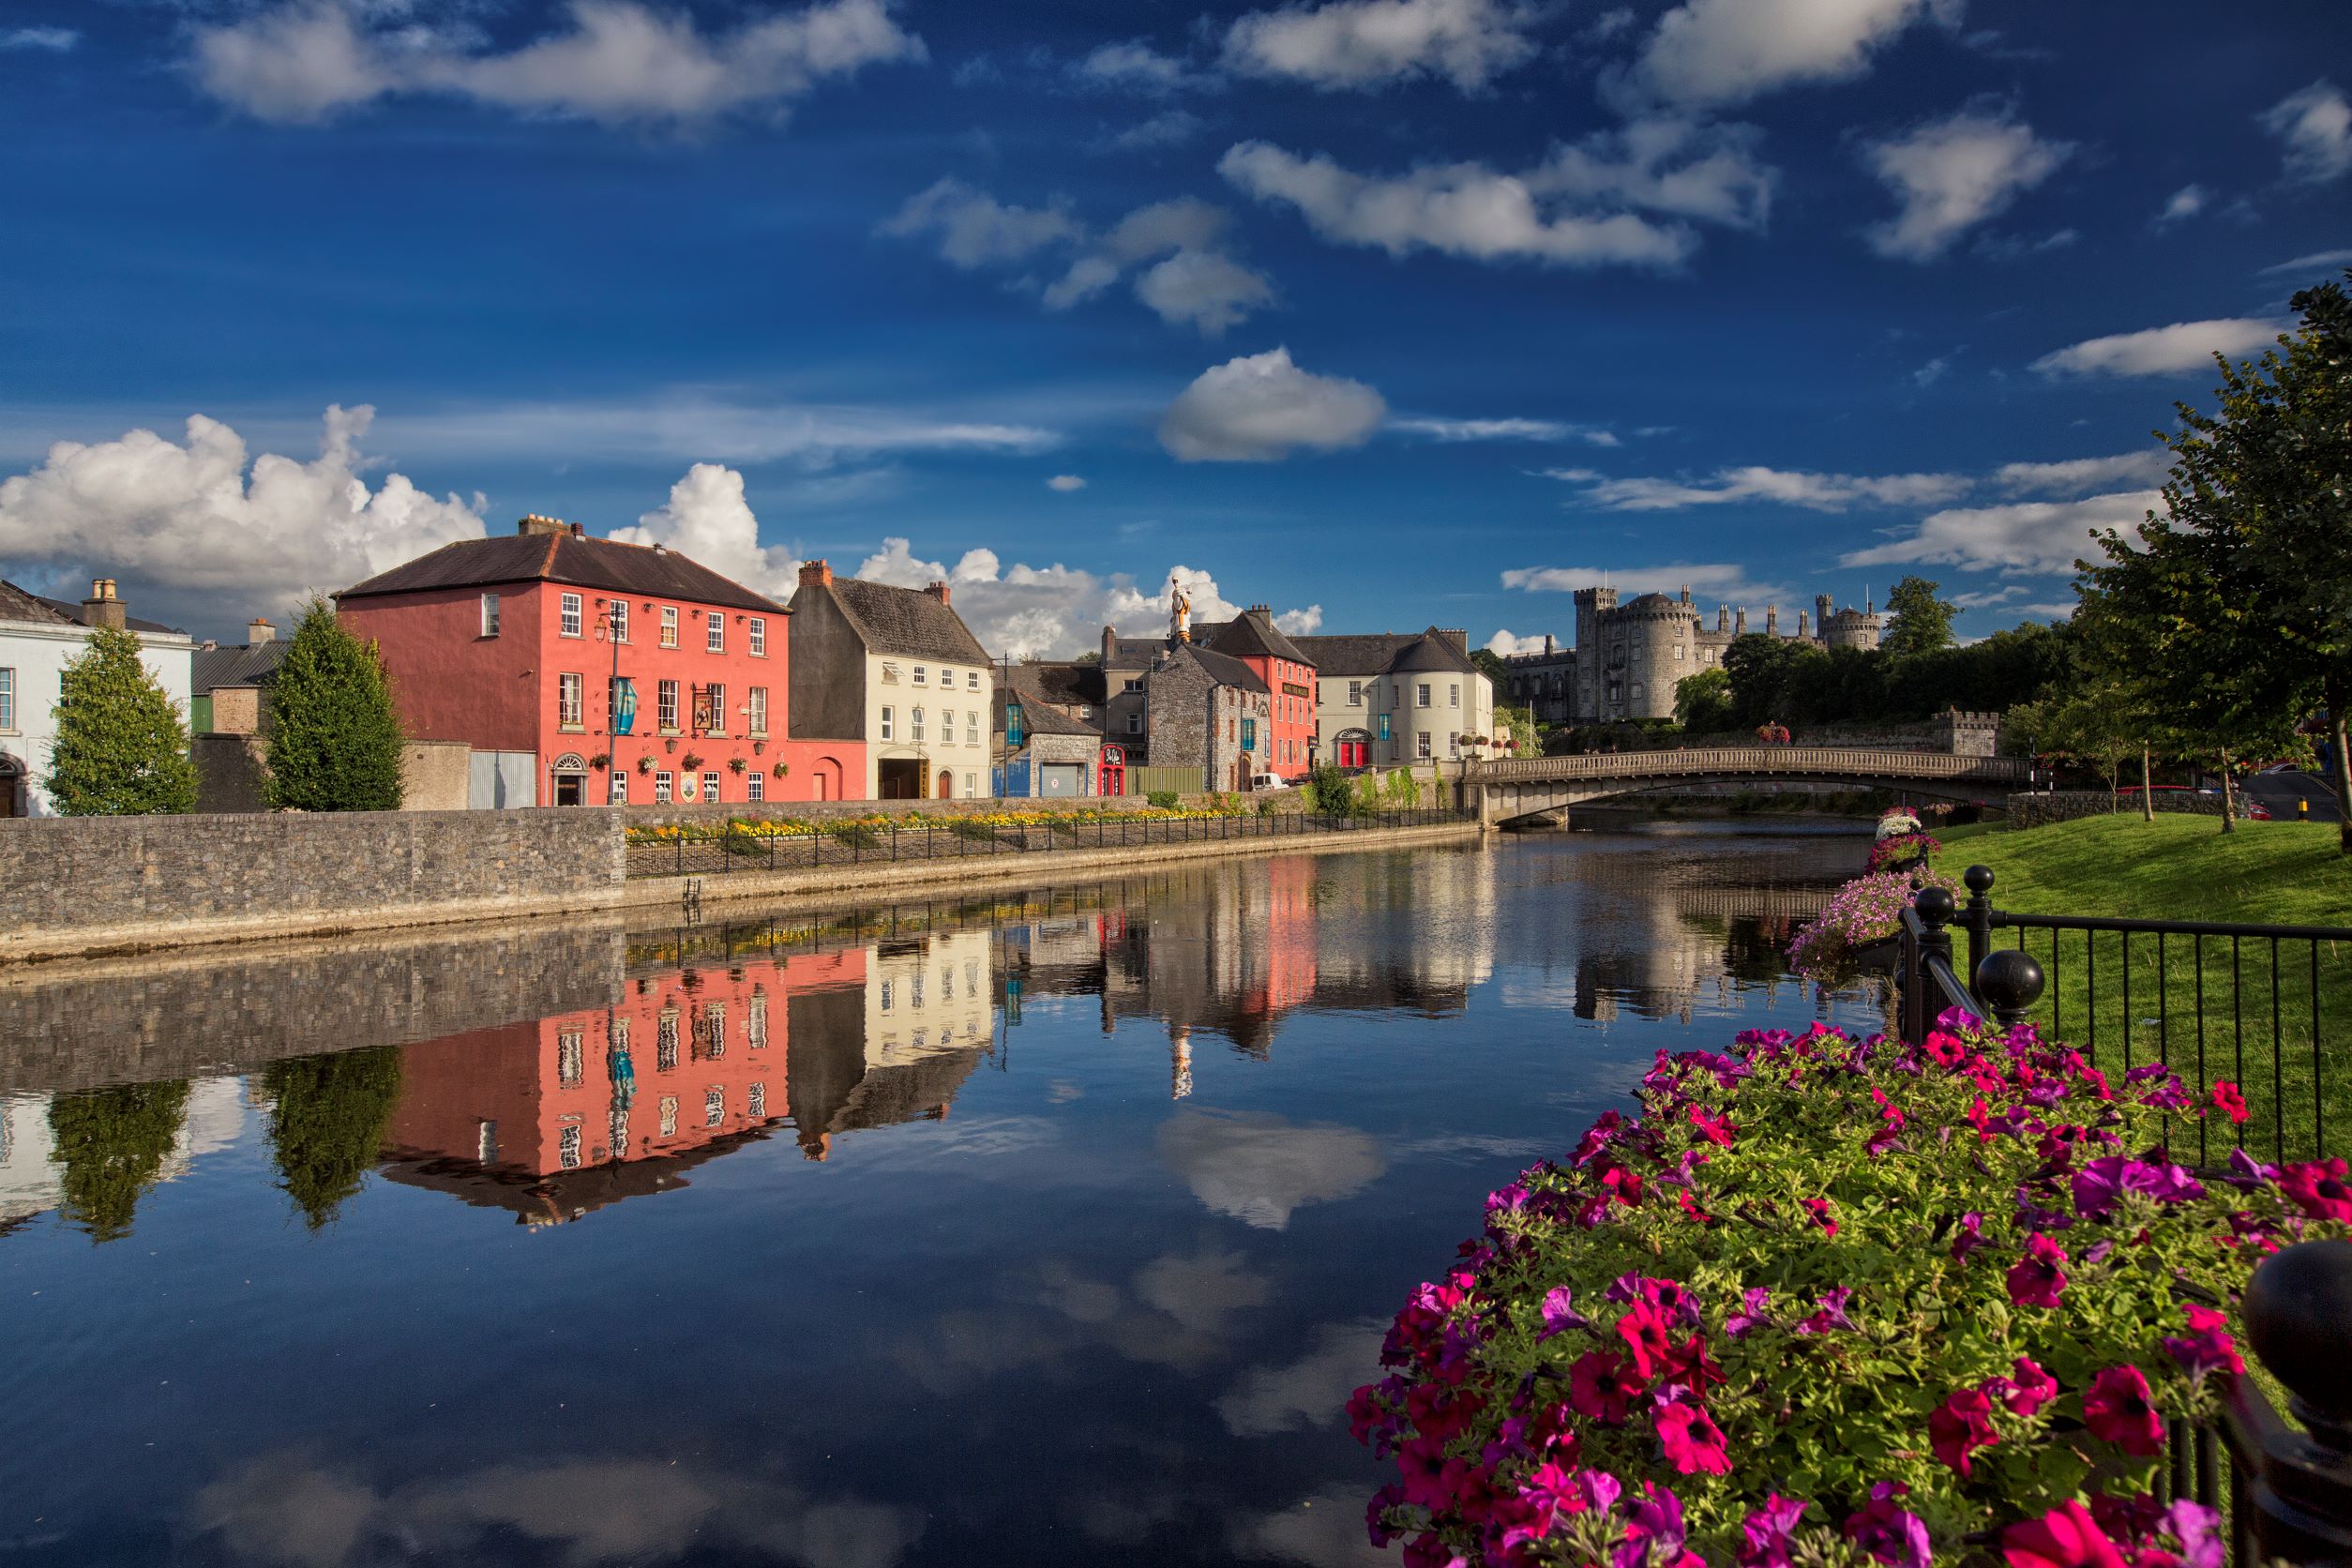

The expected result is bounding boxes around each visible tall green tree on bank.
[43,626,198,815]
[48,1080,192,1243]
[262,1047,404,1229]
[1880,576,1959,660]
[266,600,405,812]
[1672,666,1734,733]
[2078,272,2350,851]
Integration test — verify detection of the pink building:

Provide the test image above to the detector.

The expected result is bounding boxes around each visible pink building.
[338,515,863,806]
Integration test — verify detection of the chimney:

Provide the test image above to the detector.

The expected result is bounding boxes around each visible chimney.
[1766,605,1779,637]
[1797,610,1810,639]
[1543,634,1555,656]
[798,559,833,589]
[516,513,568,537]
[568,520,584,538]
[1435,627,1469,654]
[1680,584,1692,606]
[926,580,951,606]
[1735,607,1748,636]
[1101,626,1117,665]
[248,617,275,644]
[1248,603,1271,616]
[1717,606,1729,633]
[81,578,126,631]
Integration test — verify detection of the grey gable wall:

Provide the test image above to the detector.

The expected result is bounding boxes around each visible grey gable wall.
[786,588,867,740]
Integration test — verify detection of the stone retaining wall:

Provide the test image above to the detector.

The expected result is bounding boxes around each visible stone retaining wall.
[2003,791,2245,829]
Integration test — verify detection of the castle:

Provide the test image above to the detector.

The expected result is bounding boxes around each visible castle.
[1500,586,1884,726]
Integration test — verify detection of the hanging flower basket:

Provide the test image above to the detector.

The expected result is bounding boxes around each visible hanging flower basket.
[771,761,791,778]
[727,757,747,774]
[680,752,704,772]
[588,752,611,770]
[636,756,652,774]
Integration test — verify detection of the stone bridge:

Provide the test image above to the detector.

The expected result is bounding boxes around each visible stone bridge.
[1465,746,2029,826]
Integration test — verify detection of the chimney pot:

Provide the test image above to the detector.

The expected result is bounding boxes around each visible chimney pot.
[80,578,128,631]
[927,580,950,605]
[248,617,274,644]
[798,559,833,589]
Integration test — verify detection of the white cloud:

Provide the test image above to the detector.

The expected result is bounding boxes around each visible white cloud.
[1635,0,1953,108]
[1860,107,2071,261]
[1545,463,1968,510]
[1046,475,1087,491]
[1157,1110,1385,1230]
[0,406,483,628]
[1911,354,1952,386]
[1841,490,2158,574]
[1222,0,1535,93]
[1500,562,1785,602]
[1158,347,1386,462]
[2255,248,2352,278]
[2155,183,2209,224]
[2259,80,2352,184]
[1216,1319,1385,1436]
[1134,248,1278,335]
[879,178,1081,268]
[1069,38,1218,95]
[191,0,924,126]
[1094,110,1205,153]
[1992,448,2170,495]
[0,26,78,52]
[1392,416,1619,444]
[1228,1485,1391,1568]
[608,463,804,600]
[1274,605,1323,635]
[2030,317,2284,378]
[1484,629,1557,655]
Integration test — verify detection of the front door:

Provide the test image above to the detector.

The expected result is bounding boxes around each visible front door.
[554,773,585,807]
[937,769,955,800]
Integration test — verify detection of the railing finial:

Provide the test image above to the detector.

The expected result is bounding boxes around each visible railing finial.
[2246,1239,2352,1452]
[1974,948,2043,1028]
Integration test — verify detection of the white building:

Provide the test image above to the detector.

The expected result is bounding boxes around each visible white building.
[785,561,997,801]
[1293,627,1496,772]
[0,579,197,817]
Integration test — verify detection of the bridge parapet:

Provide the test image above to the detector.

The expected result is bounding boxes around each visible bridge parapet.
[1469,746,2028,786]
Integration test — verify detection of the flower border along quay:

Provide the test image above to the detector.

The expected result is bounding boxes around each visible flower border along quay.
[623,801,1252,848]
[1350,1013,2351,1568]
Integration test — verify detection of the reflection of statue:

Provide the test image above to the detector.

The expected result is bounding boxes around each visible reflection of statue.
[1169,577,1192,643]
[1170,1025,1193,1099]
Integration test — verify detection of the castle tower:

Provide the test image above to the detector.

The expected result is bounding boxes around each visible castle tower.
[1797,610,1810,639]
[1766,605,1779,637]
[1735,607,1747,636]
[1716,606,1728,633]
[1816,593,1833,630]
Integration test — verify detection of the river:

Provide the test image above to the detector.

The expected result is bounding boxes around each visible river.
[0,822,1879,1567]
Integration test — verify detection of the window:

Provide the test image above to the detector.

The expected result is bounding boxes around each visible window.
[659,1096,678,1137]
[912,665,927,686]
[748,686,767,735]
[746,771,763,803]
[1449,732,1461,757]
[705,611,724,653]
[1347,680,1362,706]
[912,705,929,742]
[704,683,726,734]
[966,712,979,746]
[748,1083,766,1118]
[657,1011,679,1070]
[609,598,627,642]
[702,770,721,803]
[657,680,679,731]
[1417,684,1431,708]
[748,617,766,656]
[1675,643,1687,661]
[655,770,673,803]
[967,671,980,690]
[560,592,583,637]
[1417,731,1432,760]
[1123,679,1143,694]
[558,1031,583,1086]
[480,594,501,638]
[942,708,955,744]
[964,771,977,797]
[558,672,582,728]
[1079,705,1093,719]
[610,772,627,805]
[881,705,895,741]
[1449,683,1459,708]
[0,668,12,731]
[477,1120,499,1164]
[748,1000,767,1048]
[1126,712,1141,734]
[880,979,894,1012]
[882,661,900,684]
[559,1125,581,1169]
[660,606,678,647]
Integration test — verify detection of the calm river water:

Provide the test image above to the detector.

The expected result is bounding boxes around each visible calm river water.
[0,824,1881,1567]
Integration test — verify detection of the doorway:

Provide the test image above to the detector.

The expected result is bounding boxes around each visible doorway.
[878,758,922,799]
[937,768,954,800]
[553,773,585,807]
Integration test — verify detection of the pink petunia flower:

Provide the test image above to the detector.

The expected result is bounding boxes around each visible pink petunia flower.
[1996,1356,2059,1416]
[2084,1364,2166,1456]
[1616,1304,1677,1380]
[1845,1481,1933,1568]
[2162,1304,2244,1380]
[1567,1349,1642,1425]
[2209,1081,2249,1123]
[2278,1158,2352,1221]
[1655,1401,1732,1476]
[1952,1210,1988,1262]
[1802,1196,1838,1238]
[1928,1386,2000,1476]
[1738,1495,1809,1568]
[2007,1233,2069,1307]
[2003,1501,2128,1568]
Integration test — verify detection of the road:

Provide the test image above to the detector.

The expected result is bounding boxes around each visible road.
[2239,768,2343,823]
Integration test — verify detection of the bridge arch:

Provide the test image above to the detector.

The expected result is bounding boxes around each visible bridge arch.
[1466,746,2027,827]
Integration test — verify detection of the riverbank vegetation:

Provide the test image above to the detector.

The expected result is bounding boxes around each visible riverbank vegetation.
[1352,1018,2343,1568]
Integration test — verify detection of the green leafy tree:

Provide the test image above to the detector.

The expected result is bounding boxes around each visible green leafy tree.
[1470,647,1511,688]
[1880,576,1959,660]
[1493,703,1538,756]
[266,599,405,812]
[261,1047,404,1229]
[48,1080,192,1243]
[1720,634,1822,731]
[1672,666,1734,733]
[1306,763,1363,817]
[2006,686,2144,805]
[43,626,198,815]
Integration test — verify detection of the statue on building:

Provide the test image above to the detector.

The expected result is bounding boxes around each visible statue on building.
[1168,576,1192,643]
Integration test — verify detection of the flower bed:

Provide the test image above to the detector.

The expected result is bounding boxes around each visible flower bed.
[1350,1015,2349,1567]
[623,803,1251,848]
[1787,867,1960,982]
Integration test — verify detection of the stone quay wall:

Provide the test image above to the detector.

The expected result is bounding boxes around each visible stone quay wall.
[2002,790,2245,829]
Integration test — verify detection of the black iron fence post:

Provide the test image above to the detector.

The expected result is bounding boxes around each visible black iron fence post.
[2235,1239,2352,1563]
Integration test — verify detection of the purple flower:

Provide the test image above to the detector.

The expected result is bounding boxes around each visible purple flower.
[1725,1287,1772,1338]
[1575,1468,1622,1515]
[1538,1286,1590,1341]
[1793,1287,1853,1335]
[1845,1482,1933,1568]
[2160,1500,2224,1568]
[1950,1211,1987,1262]
[1615,1482,1689,1568]
[2073,1155,2207,1221]
[1740,1495,1810,1568]
[1937,1004,1983,1032]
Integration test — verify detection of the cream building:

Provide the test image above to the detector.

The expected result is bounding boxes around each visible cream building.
[0,579,196,817]
[867,930,996,1064]
[1293,627,1496,771]
[786,562,997,801]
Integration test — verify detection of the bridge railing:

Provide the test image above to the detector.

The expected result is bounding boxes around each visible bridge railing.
[1468,746,2029,785]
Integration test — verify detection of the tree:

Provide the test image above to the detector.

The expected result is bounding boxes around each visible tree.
[1493,703,1538,755]
[266,599,406,812]
[262,1047,404,1229]
[1306,763,1363,817]
[1881,576,1959,660]
[1721,634,1822,731]
[2006,687,2142,805]
[1673,666,1734,733]
[44,625,198,815]
[48,1079,192,1243]
[1470,647,1511,688]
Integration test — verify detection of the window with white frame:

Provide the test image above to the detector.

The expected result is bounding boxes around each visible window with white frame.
[748,1000,767,1048]
[659,606,678,647]
[610,772,627,805]
[657,1011,679,1070]
[882,661,900,684]
[1417,683,1431,708]
[912,665,927,686]
[748,686,767,735]
[655,770,673,803]
[1449,683,1459,708]
[1449,732,1461,757]
[967,671,980,690]
[911,706,925,743]
[1417,731,1432,760]
[701,770,720,803]
[880,705,894,741]
[746,771,763,802]
[966,712,978,746]
[964,771,976,797]
[1347,680,1362,706]
[558,672,582,728]
[748,1082,766,1118]
[480,593,501,638]
[0,668,13,731]
[559,1125,581,1169]
[748,617,765,656]
[558,1031,583,1086]
[657,679,679,731]
[560,593,582,637]
[706,611,724,653]
[609,598,627,641]
[942,707,955,745]
[704,682,726,734]
[659,1096,678,1137]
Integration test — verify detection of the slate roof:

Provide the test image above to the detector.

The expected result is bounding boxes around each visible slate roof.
[193,640,294,693]
[1206,610,1314,668]
[33,596,186,636]
[1294,628,1477,677]
[0,580,72,626]
[338,532,787,614]
[1388,631,1480,674]
[822,579,992,666]
[1102,633,1170,667]
[996,669,1101,736]
[1175,643,1268,693]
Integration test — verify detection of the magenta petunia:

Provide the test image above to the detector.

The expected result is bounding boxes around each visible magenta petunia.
[1802,1196,1838,1238]
[1738,1494,1809,1568]
[1655,1401,1732,1476]
[2083,1364,2166,1456]
[2007,1232,2069,1307]
[1567,1349,1641,1425]
[2278,1158,2352,1221]
[2163,1304,2244,1379]
[2003,1500,2127,1568]
[2209,1080,2249,1123]
[1927,1386,2000,1476]
[1997,1356,2059,1416]
[1952,1210,1988,1262]
[1845,1481,1933,1568]
[1537,1285,1589,1342]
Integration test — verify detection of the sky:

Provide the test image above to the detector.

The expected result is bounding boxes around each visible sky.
[0,0,2346,656]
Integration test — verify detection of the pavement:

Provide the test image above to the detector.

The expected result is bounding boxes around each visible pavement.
[2239,769,2343,823]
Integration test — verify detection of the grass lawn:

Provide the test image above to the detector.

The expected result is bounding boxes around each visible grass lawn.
[1929,815,2352,1164]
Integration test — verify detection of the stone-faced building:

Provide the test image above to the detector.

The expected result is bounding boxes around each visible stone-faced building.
[1193,607,1318,781]
[0,578,195,818]
[1293,627,1493,770]
[1496,635,1577,727]
[785,560,995,801]
[994,666,1105,797]
[1142,642,1269,792]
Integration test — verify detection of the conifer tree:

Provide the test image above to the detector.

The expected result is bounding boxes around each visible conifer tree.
[262,1047,403,1229]
[48,1080,192,1243]
[43,625,198,815]
[265,599,405,812]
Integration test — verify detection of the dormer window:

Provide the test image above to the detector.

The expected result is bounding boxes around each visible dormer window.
[882,662,900,684]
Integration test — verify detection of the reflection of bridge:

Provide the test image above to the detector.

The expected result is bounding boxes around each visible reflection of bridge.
[1467,746,2029,826]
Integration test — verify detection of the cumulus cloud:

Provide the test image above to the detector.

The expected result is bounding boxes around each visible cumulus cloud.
[883,184,1274,336]
[1222,0,1536,93]
[190,0,924,126]
[1093,110,1205,154]
[1069,38,1219,95]
[1274,605,1323,635]
[1544,463,1968,510]
[0,406,483,627]
[1157,1109,1386,1230]
[1158,347,1386,462]
[1841,490,2158,575]
[1635,0,1954,108]
[1218,120,1772,269]
[1500,562,1785,602]
[1046,475,1087,491]
[1992,448,2171,495]
[2155,184,2209,225]
[2259,80,2352,184]
[1216,1320,1386,1436]
[2030,318,2284,378]
[1484,629,1557,656]
[1392,416,1619,444]
[608,463,804,599]
[1860,107,2071,261]
[0,26,78,52]
[1228,1486,1391,1568]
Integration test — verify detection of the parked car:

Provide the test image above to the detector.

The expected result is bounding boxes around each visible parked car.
[1248,773,1293,792]
[2247,799,2273,821]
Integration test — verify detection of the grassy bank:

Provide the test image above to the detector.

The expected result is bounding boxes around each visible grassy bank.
[1928,815,2352,1162]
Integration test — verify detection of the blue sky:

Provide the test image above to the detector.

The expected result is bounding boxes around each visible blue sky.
[0,0,2345,654]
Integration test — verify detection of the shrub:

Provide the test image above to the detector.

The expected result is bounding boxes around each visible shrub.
[1308,763,1363,817]
[1352,1015,2338,1568]
[829,822,882,850]
[44,626,198,816]
[1148,790,1181,810]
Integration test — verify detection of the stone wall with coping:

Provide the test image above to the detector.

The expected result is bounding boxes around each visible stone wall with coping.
[618,795,1166,830]
[2003,791,2244,829]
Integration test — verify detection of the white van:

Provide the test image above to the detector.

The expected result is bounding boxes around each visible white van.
[1249,773,1291,792]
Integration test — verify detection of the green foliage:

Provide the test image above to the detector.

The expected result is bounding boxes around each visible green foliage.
[1306,763,1361,816]
[1470,647,1511,688]
[1880,574,1959,659]
[1720,622,2080,731]
[2005,678,2146,796]
[48,1080,192,1243]
[1671,666,1734,732]
[266,599,405,812]
[43,626,197,816]
[1146,790,1180,809]
[261,1047,403,1229]
[1493,703,1539,755]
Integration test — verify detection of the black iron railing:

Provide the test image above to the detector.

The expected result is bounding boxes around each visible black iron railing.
[1899,871,2352,1566]
[626,807,1471,881]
